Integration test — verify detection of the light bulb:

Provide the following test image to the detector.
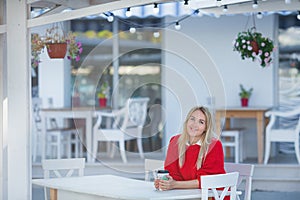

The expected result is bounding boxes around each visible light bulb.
[153,32,160,38]
[175,22,181,30]
[129,27,136,33]
[252,0,258,9]
[216,0,222,7]
[107,15,114,22]
[285,0,291,4]
[257,12,263,19]
[153,3,159,14]
[297,14,300,20]
[223,5,228,12]
[125,7,132,17]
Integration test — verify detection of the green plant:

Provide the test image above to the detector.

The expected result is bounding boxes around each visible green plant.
[233,28,275,68]
[31,26,83,68]
[239,84,253,99]
[97,82,109,99]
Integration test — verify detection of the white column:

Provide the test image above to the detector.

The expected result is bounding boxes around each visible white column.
[6,1,31,199]
[0,0,6,199]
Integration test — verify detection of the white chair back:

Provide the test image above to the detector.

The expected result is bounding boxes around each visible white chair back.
[93,97,149,163]
[201,172,239,200]
[42,158,85,200]
[225,163,254,200]
[264,106,300,164]
[144,159,164,181]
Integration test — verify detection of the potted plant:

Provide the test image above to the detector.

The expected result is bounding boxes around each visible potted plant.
[239,84,253,107]
[233,28,275,68]
[31,26,83,68]
[97,82,109,107]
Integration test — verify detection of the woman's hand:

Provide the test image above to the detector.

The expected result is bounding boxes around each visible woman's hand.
[156,175,176,191]
[154,178,160,190]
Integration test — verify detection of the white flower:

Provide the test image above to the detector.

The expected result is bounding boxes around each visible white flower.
[258,50,263,55]
[247,41,250,44]
[242,45,246,49]
[242,39,246,43]
[252,52,256,57]
[235,42,239,47]
[247,46,252,51]
[261,42,265,47]
[264,52,269,57]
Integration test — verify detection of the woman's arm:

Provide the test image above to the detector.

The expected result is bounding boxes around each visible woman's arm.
[157,176,199,191]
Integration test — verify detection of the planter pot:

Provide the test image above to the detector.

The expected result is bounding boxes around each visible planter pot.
[47,43,67,59]
[241,98,249,107]
[98,98,107,107]
[250,40,259,55]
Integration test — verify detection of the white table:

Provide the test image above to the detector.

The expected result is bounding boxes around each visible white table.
[32,175,210,200]
[40,107,110,163]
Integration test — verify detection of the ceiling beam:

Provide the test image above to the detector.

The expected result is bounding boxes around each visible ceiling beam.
[197,0,299,15]
[28,0,174,28]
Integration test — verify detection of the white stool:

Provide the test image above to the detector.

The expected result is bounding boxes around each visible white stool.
[221,128,244,163]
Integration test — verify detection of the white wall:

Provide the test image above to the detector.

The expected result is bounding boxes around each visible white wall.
[162,14,276,158]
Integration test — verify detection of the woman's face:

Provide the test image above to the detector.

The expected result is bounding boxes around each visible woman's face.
[186,110,207,142]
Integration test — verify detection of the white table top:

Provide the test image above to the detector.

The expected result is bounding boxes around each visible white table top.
[32,175,207,200]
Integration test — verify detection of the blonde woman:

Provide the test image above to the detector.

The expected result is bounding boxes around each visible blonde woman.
[154,106,226,192]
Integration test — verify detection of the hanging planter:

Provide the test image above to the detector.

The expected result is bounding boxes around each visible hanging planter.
[46,43,67,59]
[233,28,275,68]
[31,25,83,68]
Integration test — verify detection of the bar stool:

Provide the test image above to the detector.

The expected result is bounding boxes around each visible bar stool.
[221,128,244,163]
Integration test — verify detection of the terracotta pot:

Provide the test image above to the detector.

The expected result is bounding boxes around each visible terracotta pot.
[46,43,67,59]
[250,40,259,55]
[98,98,107,107]
[241,98,249,107]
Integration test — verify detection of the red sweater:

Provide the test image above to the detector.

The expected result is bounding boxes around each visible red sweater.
[164,134,226,189]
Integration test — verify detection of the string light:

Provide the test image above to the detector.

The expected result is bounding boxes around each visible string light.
[252,0,258,9]
[153,3,159,14]
[216,0,222,7]
[107,15,114,22]
[257,12,263,19]
[125,7,132,17]
[223,5,228,12]
[153,31,160,38]
[175,21,181,30]
[285,0,291,4]
[297,11,300,20]
[129,27,136,33]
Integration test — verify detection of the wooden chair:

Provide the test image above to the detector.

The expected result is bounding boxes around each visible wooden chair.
[93,97,149,163]
[144,159,164,181]
[42,158,85,200]
[264,106,300,164]
[201,172,239,200]
[225,163,254,200]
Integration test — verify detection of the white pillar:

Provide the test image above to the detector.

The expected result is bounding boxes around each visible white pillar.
[6,1,31,199]
[0,0,6,199]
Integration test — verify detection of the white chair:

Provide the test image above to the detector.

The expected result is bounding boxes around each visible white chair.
[201,172,239,200]
[225,163,254,200]
[144,159,164,181]
[33,97,83,160]
[42,158,85,200]
[221,128,244,163]
[93,97,149,163]
[264,106,300,164]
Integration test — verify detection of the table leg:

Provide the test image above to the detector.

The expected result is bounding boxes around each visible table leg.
[257,112,264,164]
[86,113,92,162]
[50,188,57,200]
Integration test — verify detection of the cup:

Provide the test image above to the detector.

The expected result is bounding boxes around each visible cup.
[155,170,169,191]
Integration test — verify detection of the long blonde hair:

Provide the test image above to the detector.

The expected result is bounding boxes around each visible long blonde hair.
[178,106,215,169]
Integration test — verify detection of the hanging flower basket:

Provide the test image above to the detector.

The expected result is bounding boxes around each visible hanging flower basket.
[46,43,67,59]
[233,29,275,68]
